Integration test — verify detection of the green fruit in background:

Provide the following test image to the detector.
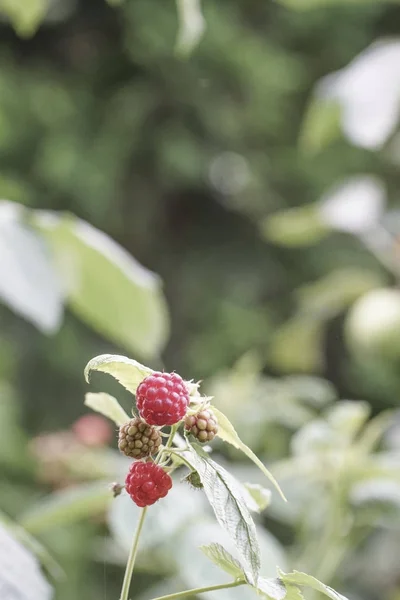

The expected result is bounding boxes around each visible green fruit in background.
[345,288,400,361]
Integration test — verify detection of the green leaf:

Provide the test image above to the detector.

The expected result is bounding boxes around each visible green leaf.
[20,482,112,534]
[175,0,206,57]
[269,314,324,373]
[212,407,286,501]
[299,96,341,155]
[84,392,130,426]
[34,211,169,358]
[186,443,261,582]
[0,202,63,333]
[200,543,246,580]
[260,205,328,248]
[296,268,384,320]
[84,353,154,394]
[243,484,271,513]
[0,0,48,36]
[279,571,349,600]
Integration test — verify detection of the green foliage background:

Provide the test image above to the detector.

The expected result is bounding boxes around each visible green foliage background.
[1,1,400,600]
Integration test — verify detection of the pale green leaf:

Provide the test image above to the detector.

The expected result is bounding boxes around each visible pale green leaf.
[0,0,48,36]
[260,205,328,248]
[256,577,287,600]
[175,0,205,57]
[269,314,324,373]
[84,392,130,426]
[283,586,305,600]
[200,543,246,580]
[296,268,384,321]
[299,96,341,154]
[244,484,271,513]
[20,482,112,534]
[212,407,286,501]
[0,202,63,333]
[186,443,261,582]
[34,211,169,358]
[279,570,349,600]
[84,353,153,394]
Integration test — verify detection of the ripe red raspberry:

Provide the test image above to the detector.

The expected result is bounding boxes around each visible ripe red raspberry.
[184,409,218,443]
[118,417,161,459]
[125,462,173,507]
[136,372,189,426]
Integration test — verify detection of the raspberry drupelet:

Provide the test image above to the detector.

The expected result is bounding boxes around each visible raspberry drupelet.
[136,372,189,426]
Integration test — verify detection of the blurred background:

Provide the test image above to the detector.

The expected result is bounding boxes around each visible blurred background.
[1,0,400,599]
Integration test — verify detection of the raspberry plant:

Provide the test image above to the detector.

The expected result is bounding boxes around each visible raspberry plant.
[85,353,350,600]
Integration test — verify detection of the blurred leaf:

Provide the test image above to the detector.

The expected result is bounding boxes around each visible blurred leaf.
[297,268,384,320]
[261,205,328,247]
[325,401,371,443]
[0,511,64,581]
[278,0,385,7]
[299,96,341,154]
[84,392,130,426]
[318,176,386,234]
[213,407,286,501]
[0,524,53,600]
[291,419,335,456]
[175,0,205,57]
[243,484,272,513]
[186,443,261,582]
[0,0,48,36]
[34,212,169,358]
[20,482,111,534]
[0,202,63,333]
[269,315,324,373]
[279,570,349,600]
[283,376,337,408]
[84,353,153,394]
[108,481,204,556]
[350,479,400,509]
[200,543,246,580]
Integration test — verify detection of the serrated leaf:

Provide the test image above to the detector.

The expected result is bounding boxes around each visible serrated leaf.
[212,407,286,501]
[200,543,246,580]
[186,443,261,582]
[20,482,112,534]
[279,571,349,600]
[84,353,153,394]
[283,586,305,600]
[34,211,169,357]
[244,484,271,513]
[84,392,130,426]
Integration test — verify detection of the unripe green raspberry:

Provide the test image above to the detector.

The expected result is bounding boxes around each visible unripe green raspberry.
[184,409,218,443]
[118,418,161,459]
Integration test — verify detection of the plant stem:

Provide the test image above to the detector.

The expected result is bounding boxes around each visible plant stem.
[119,506,148,600]
[149,579,246,600]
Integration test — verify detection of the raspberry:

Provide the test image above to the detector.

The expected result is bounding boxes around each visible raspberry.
[185,409,218,443]
[136,372,189,426]
[125,462,173,507]
[118,417,161,459]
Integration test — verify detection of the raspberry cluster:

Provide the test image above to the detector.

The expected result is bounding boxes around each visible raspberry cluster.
[136,372,189,426]
[125,462,172,507]
[118,417,161,459]
[185,409,219,443]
